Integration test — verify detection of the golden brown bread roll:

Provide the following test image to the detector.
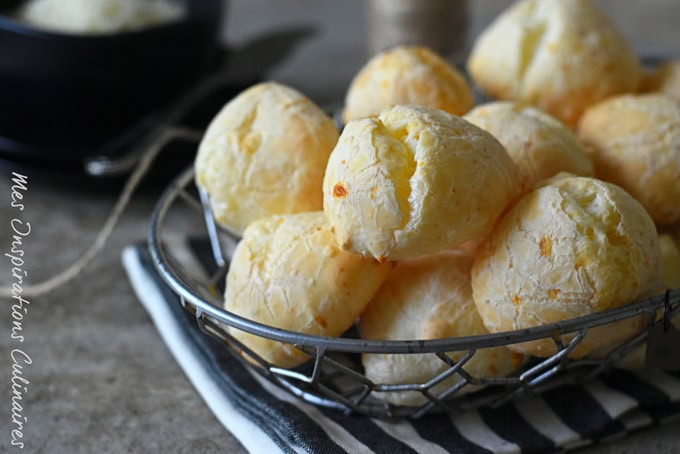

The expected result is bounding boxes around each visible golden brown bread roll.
[641,61,680,101]
[360,250,525,406]
[577,93,680,226]
[467,0,641,127]
[195,82,339,235]
[471,174,661,358]
[223,212,393,368]
[343,46,474,123]
[323,105,522,262]
[464,102,594,189]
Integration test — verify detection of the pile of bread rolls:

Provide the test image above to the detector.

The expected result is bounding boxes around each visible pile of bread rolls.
[194,0,680,406]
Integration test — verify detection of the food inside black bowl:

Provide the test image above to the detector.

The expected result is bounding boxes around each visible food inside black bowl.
[14,0,187,34]
[0,0,225,166]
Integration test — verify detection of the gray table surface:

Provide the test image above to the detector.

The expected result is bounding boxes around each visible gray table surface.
[1,1,680,452]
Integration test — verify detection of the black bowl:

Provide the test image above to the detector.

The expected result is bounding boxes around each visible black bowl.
[0,0,225,164]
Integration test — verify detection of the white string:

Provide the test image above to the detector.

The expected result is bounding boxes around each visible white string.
[0,126,202,298]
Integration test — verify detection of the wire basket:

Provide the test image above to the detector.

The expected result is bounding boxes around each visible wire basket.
[148,166,680,419]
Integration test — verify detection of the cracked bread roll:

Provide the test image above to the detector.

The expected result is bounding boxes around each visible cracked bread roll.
[343,46,474,123]
[467,0,641,127]
[223,212,393,368]
[360,250,525,406]
[323,105,522,262]
[641,61,680,101]
[464,102,594,189]
[577,93,680,226]
[195,82,339,235]
[471,174,661,358]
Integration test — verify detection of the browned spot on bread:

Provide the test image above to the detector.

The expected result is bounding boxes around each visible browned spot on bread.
[512,294,523,306]
[333,183,348,198]
[315,315,328,328]
[548,289,560,300]
[539,235,553,258]
[607,231,629,246]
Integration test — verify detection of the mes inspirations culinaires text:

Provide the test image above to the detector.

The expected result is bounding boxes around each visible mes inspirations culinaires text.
[6,172,32,449]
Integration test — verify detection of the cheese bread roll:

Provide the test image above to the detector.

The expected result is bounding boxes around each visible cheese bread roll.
[223,212,392,368]
[641,61,680,101]
[467,0,641,127]
[465,102,593,188]
[195,82,339,235]
[323,105,522,262]
[360,250,525,406]
[472,175,660,358]
[578,93,680,226]
[343,46,474,123]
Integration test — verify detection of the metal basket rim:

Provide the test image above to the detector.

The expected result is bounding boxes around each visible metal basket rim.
[148,165,679,355]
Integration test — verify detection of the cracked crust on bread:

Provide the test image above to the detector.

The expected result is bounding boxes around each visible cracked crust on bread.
[578,93,680,226]
[323,105,522,261]
[360,250,525,406]
[195,82,339,235]
[223,211,393,368]
[471,174,661,358]
[467,0,641,127]
[465,101,594,189]
[343,46,474,123]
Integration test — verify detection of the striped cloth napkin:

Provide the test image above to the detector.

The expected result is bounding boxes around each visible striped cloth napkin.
[123,240,680,454]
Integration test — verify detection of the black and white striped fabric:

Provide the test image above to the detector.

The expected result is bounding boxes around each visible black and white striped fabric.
[123,242,680,454]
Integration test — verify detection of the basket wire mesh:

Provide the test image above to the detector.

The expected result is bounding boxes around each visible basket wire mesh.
[148,166,680,419]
